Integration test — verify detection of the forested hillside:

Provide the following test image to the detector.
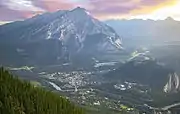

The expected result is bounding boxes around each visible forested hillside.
[0,67,84,114]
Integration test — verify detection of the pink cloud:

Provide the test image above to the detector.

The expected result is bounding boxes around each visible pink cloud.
[0,0,177,21]
[35,0,75,12]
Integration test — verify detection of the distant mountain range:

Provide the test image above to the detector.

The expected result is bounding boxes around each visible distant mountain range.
[105,17,180,47]
[105,17,180,75]
[0,7,122,66]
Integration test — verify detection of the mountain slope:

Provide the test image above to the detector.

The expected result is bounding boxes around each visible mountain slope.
[0,7,122,66]
[0,67,84,114]
[105,17,180,47]
[104,59,180,93]
[101,59,180,112]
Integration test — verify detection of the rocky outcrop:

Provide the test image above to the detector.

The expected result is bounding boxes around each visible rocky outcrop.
[164,73,180,93]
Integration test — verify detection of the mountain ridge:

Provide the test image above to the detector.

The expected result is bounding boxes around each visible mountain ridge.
[0,7,122,66]
[105,17,180,48]
[104,59,180,93]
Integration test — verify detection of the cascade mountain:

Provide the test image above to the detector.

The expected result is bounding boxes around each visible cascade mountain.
[0,7,122,66]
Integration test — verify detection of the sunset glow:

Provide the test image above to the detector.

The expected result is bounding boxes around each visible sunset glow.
[131,0,180,20]
[0,0,180,22]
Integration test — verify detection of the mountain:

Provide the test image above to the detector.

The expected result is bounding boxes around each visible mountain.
[105,18,180,76]
[102,58,180,112]
[0,7,122,66]
[104,58,180,93]
[105,17,180,47]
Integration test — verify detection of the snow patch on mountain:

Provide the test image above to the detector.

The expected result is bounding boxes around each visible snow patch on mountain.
[41,7,122,52]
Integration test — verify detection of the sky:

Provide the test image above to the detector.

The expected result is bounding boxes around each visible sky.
[0,0,180,23]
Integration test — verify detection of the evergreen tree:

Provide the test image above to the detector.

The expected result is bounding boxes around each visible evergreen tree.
[0,67,85,114]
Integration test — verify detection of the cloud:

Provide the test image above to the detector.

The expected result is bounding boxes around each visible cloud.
[34,0,75,11]
[0,0,178,21]
[86,0,139,17]
[86,0,177,19]
[1,0,44,11]
[0,0,45,20]
[131,0,177,14]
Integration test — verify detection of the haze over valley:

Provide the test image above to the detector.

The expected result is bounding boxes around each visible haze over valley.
[1,1,180,114]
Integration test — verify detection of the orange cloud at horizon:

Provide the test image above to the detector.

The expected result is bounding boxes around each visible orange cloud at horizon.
[95,0,179,20]
[131,0,178,15]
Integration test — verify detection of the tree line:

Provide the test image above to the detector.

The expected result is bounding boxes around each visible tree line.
[0,67,85,114]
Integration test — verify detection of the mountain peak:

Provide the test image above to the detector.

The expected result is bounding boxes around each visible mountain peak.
[70,7,91,15]
[72,7,86,12]
[165,16,174,21]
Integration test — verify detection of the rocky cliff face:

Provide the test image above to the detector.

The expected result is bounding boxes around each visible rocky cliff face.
[0,7,122,66]
[164,73,180,93]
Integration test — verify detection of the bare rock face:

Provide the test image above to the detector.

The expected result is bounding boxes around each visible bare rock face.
[164,73,180,93]
[0,7,122,65]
